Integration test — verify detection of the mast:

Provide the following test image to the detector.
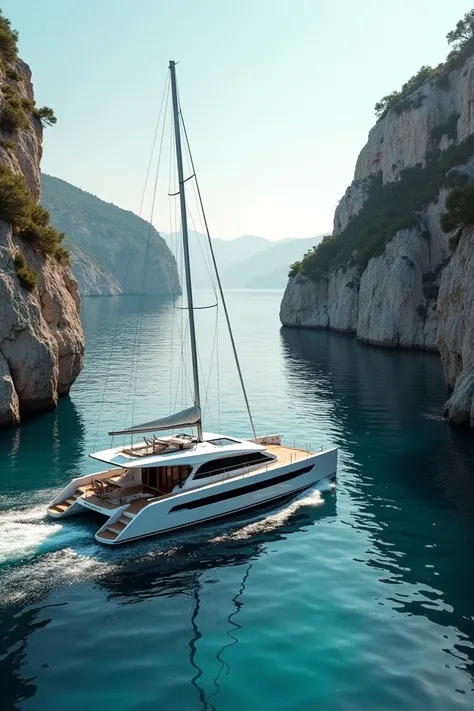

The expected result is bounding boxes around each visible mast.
[169,60,202,441]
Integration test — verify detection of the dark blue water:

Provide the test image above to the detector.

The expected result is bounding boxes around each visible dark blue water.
[1,291,474,711]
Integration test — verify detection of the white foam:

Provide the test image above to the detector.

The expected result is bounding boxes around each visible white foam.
[0,480,336,606]
[210,487,325,543]
[0,504,64,565]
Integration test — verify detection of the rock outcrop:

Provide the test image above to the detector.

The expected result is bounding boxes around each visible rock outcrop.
[0,59,42,200]
[0,25,84,427]
[41,174,180,297]
[280,29,474,427]
[281,216,446,351]
[438,226,474,426]
[280,67,466,347]
[64,239,122,296]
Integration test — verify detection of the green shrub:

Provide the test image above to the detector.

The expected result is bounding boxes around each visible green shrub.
[430,113,460,145]
[21,220,64,256]
[445,169,469,188]
[375,66,434,117]
[0,137,15,152]
[19,98,58,127]
[54,245,70,266]
[34,106,57,127]
[0,164,33,227]
[13,251,38,291]
[437,73,451,89]
[0,99,29,133]
[448,230,463,251]
[446,10,474,51]
[294,132,474,280]
[0,11,19,62]
[288,261,302,278]
[374,11,474,119]
[0,164,66,258]
[5,66,19,81]
[21,97,36,112]
[440,183,474,235]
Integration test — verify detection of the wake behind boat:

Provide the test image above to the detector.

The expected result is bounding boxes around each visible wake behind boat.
[47,61,337,544]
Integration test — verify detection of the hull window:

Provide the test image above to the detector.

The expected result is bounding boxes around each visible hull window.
[194,452,274,480]
[170,463,315,512]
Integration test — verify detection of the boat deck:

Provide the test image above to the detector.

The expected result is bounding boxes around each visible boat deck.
[265,443,312,467]
[82,484,162,511]
[49,443,316,521]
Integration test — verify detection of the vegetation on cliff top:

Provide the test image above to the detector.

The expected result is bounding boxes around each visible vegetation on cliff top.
[0,164,66,263]
[13,250,37,291]
[289,133,474,280]
[375,9,474,118]
[0,8,66,286]
[0,9,56,131]
[0,8,18,62]
[440,182,474,251]
[288,9,474,282]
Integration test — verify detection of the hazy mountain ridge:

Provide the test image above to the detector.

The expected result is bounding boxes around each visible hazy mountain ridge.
[161,231,325,289]
[41,175,180,296]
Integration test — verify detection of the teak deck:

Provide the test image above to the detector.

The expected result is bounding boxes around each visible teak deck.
[264,443,312,466]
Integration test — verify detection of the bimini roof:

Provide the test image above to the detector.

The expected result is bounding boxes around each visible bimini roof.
[108,406,201,437]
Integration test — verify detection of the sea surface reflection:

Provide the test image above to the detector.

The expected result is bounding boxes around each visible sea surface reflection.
[1,292,473,710]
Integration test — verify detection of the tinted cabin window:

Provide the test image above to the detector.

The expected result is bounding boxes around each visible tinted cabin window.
[170,463,315,512]
[193,452,273,480]
[143,466,191,493]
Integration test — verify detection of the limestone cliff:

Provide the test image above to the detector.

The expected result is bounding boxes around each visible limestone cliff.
[438,226,474,426]
[41,174,180,297]
[281,20,474,427]
[0,15,83,427]
[62,239,122,296]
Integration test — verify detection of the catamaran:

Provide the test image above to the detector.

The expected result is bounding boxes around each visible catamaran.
[47,61,338,544]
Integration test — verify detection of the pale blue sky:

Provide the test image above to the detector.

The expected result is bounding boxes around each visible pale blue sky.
[3,0,473,239]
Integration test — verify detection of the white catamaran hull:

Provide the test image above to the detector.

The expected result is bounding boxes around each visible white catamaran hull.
[92,447,337,545]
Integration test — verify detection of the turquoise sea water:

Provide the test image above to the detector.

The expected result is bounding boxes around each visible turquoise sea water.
[1,290,474,711]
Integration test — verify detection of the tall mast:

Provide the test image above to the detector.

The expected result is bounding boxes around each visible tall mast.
[169,60,202,441]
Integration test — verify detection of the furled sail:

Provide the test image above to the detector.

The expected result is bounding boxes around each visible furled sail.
[108,406,201,436]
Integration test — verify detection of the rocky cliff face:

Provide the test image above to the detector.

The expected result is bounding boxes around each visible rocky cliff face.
[64,238,122,296]
[0,46,83,426]
[41,174,180,297]
[281,45,474,427]
[438,225,474,426]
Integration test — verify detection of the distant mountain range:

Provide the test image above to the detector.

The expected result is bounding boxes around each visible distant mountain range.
[41,174,326,295]
[161,232,325,289]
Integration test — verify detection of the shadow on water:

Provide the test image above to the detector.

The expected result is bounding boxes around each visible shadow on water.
[0,489,336,711]
[281,327,474,676]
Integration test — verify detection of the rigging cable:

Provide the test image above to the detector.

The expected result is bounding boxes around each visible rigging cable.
[168,108,178,414]
[92,72,170,450]
[127,80,171,435]
[179,108,257,439]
